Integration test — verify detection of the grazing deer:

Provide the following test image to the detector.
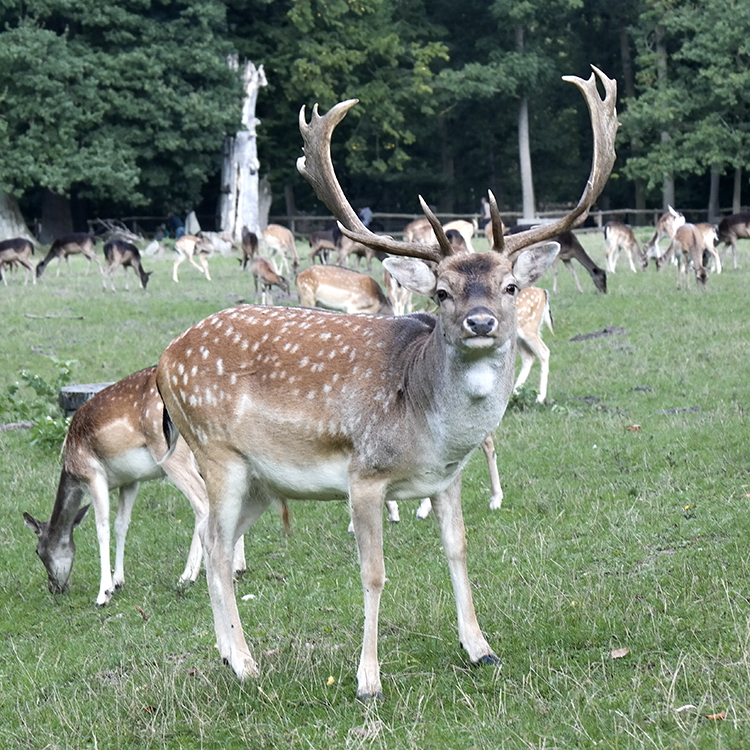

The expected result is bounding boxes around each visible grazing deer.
[657,223,710,288]
[0,238,36,285]
[642,206,685,265]
[172,234,212,282]
[335,234,388,271]
[262,224,300,275]
[717,211,750,270]
[603,221,646,272]
[36,233,102,278]
[240,227,259,270]
[415,286,554,519]
[102,239,152,291]
[250,255,289,305]
[498,225,606,293]
[296,265,393,315]
[404,218,476,251]
[154,66,616,699]
[23,367,247,607]
[309,226,340,264]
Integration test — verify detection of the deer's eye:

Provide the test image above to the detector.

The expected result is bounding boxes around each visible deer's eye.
[504,283,519,297]
[436,289,451,302]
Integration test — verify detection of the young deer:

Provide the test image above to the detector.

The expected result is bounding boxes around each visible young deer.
[603,221,646,272]
[0,238,36,285]
[642,206,685,265]
[415,286,554,519]
[23,368,247,607]
[250,255,289,305]
[262,224,300,275]
[155,67,617,699]
[657,223,711,288]
[102,239,152,291]
[173,234,212,282]
[36,233,102,278]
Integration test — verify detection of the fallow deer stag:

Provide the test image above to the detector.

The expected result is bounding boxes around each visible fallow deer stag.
[36,233,102,278]
[416,286,554,519]
[155,66,617,699]
[0,237,36,285]
[717,211,750,270]
[23,367,246,607]
[642,206,685,266]
[603,221,646,272]
[102,239,152,291]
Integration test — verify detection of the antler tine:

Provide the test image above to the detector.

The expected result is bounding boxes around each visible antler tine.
[297,101,444,263]
[503,65,618,256]
[418,196,454,257]
[487,190,506,253]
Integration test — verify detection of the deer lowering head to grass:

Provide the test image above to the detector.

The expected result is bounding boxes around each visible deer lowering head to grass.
[23,367,247,607]
[657,223,712,288]
[262,224,300,275]
[642,206,685,266]
[155,66,617,700]
[0,238,36,285]
[102,239,152,291]
[36,233,102,279]
[603,221,646,273]
[717,211,750,270]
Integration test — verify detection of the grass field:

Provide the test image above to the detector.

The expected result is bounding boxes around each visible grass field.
[0,230,749,749]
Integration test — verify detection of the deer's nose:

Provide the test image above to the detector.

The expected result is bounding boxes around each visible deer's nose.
[464,307,498,337]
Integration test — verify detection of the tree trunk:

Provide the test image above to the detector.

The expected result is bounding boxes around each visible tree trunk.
[733,166,742,213]
[219,59,268,242]
[0,194,35,241]
[516,27,536,221]
[708,164,721,222]
[40,190,74,243]
[655,30,675,212]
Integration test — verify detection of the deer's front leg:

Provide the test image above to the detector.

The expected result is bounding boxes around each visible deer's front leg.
[201,456,269,680]
[431,474,499,666]
[349,475,388,700]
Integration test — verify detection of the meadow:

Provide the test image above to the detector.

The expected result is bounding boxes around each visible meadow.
[0,229,748,749]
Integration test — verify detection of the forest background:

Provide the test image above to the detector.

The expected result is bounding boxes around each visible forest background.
[0,0,747,235]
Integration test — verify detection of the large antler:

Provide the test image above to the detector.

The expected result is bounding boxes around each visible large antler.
[297,65,617,264]
[498,65,618,256]
[297,101,451,263]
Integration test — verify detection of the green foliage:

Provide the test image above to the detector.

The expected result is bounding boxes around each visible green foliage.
[0,0,241,210]
[0,356,74,449]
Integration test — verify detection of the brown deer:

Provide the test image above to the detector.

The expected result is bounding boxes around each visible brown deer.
[23,367,246,607]
[36,233,102,278]
[102,239,152,291]
[603,221,646,272]
[642,206,685,265]
[172,234,212,282]
[240,226,259,270]
[0,237,36,285]
[657,223,710,288]
[498,224,606,293]
[415,286,554,519]
[250,255,289,305]
[154,66,617,699]
[717,211,750,270]
[296,265,393,315]
[262,224,300,275]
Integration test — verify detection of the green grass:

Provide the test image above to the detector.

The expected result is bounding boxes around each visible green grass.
[1,234,749,749]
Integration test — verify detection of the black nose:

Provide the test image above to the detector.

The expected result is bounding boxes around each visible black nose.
[464,307,498,336]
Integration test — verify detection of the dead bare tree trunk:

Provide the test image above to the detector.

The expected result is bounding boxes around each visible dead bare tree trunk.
[516,27,536,221]
[0,194,36,241]
[219,59,268,242]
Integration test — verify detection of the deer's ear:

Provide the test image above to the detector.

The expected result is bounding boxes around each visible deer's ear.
[512,242,559,288]
[383,257,436,296]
